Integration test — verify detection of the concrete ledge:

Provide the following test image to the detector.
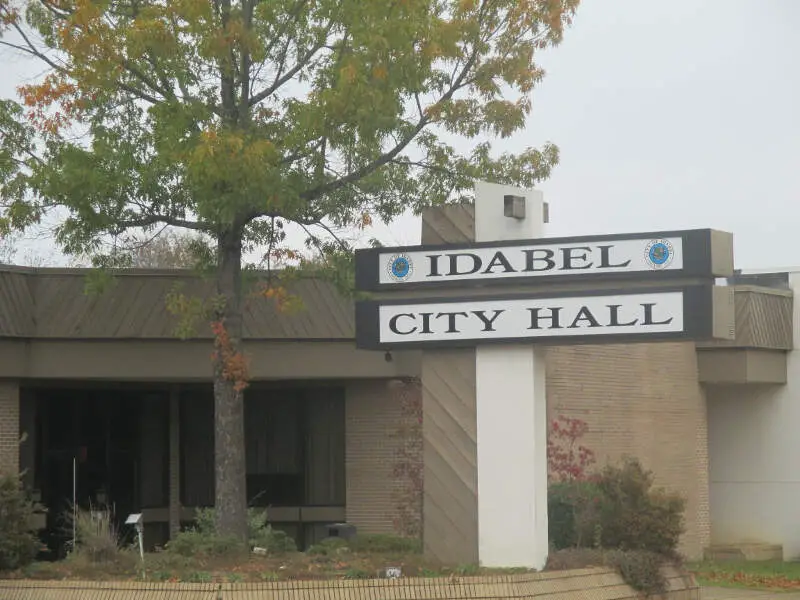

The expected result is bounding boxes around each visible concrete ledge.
[698,348,787,384]
[0,339,421,381]
[704,543,784,562]
[0,567,700,599]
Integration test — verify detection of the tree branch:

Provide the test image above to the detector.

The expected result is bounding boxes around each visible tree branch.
[0,40,33,54]
[9,21,67,73]
[414,92,424,120]
[241,207,325,228]
[117,213,213,233]
[239,0,253,123]
[311,219,349,251]
[143,53,178,102]
[299,46,480,202]
[280,145,314,165]
[218,0,237,124]
[121,58,173,101]
[39,0,72,19]
[261,0,310,59]
[297,119,427,202]
[6,21,163,106]
[248,24,332,106]
[391,158,458,177]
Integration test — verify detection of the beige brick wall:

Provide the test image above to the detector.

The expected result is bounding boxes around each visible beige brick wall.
[345,379,423,536]
[546,342,710,560]
[0,381,20,475]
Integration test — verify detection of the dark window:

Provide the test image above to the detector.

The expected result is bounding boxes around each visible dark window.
[139,394,170,508]
[303,388,346,506]
[179,385,346,511]
[179,390,215,506]
[245,390,304,506]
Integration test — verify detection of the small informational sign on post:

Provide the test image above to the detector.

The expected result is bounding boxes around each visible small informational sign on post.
[125,513,144,565]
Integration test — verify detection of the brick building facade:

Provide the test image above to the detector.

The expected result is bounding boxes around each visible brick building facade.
[0,247,791,561]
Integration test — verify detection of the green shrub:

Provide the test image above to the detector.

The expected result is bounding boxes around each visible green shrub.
[594,457,685,556]
[306,533,421,556]
[183,570,212,583]
[547,457,685,557]
[307,537,350,556]
[246,510,296,554]
[547,480,602,550]
[192,507,216,534]
[167,507,295,557]
[166,529,242,557]
[144,552,191,581]
[545,547,606,571]
[454,564,480,576]
[0,474,40,571]
[21,561,62,579]
[546,457,686,596]
[546,548,676,596]
[348,534,422,554]
[343,567,371,579]
[604,549,672,596]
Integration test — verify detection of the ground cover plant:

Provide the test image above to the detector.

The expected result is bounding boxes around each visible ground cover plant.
[688,560,800,591]
[7,534,681,589]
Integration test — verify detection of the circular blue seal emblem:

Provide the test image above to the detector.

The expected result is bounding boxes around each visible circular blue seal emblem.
[644,239,674,269]
[387,253,413,282]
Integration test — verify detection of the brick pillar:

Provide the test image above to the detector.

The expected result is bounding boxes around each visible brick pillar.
[169,386,181,539]
[345,380,400,533]
[19,388,36,488]
[345,379,424,535]
[0,381,20,475]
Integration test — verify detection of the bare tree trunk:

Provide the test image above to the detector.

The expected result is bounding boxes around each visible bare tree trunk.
[212,228,248,542]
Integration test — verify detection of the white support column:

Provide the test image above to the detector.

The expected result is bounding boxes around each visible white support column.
[474,181,549,569]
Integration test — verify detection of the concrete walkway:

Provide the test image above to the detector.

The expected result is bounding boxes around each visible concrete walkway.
[705,587,800,598]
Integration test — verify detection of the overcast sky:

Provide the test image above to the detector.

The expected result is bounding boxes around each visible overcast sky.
[1,0,798,269]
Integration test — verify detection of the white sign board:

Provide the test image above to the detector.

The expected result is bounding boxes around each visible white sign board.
[354,287,714,349]
[354,229,734,292]
[377,237,682,285]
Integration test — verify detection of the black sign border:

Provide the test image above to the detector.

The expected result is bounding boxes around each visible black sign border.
[355,284,714,350]
[355,228,718,292]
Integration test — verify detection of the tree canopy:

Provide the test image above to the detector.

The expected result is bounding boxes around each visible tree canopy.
[0,0,579,541]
